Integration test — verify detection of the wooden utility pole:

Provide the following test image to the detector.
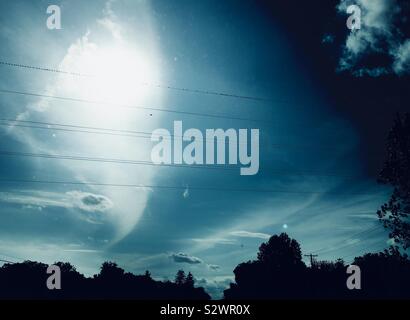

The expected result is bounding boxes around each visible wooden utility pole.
[304,254,318,266]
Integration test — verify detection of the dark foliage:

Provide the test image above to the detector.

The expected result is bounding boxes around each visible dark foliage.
[0,261,210,300]
[224,233,410,299]
[378,113,410,249]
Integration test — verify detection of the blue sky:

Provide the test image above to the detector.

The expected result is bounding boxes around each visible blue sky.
[1,0,406,298]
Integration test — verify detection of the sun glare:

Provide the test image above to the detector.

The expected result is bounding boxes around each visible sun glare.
[65,45,157,125]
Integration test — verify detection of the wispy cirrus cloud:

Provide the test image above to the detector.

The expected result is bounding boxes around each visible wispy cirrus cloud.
[229,230,271,240]
[0,190,113,213]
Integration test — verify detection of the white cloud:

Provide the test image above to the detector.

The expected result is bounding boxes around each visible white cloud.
[191,238,236,246]
[0,190,113,213]
[229,230,271,240]
[348,213,378,220]
[97,0,123,41]
[195,276,233,299]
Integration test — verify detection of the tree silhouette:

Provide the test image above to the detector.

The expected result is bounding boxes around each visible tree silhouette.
[353,247,410,299]
[378,113,410,249]
[175,270,186,285]
[185,272,195,288]
[225,233,307,299]
[257,233,303,268]
[98,262,125,279]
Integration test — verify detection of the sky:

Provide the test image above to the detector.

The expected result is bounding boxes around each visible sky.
[0,0,409,298]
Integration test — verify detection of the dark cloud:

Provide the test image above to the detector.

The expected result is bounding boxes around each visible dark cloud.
[82,194,107,206]
[207,264,221,271]
[170,252,203,264]
[67,191,113,213]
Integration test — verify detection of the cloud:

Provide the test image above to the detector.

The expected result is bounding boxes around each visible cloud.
[183,186,189,199]
[207,264,221,271]
[195,277,233,299]
[0,190,113,213]
[22,205,43,211]
[0,190,70,209]
[346,238,360,245]
[352,67,389,77]
[191,238,236,246]
[386,238,396,246]
[63,249,101,253]
[337,0,410,75]
[170,252,203,264]
[67,191,113,213]
[348,213,378,220]
[97,0,123,41]
[393,39,410,74]
[229,230,271,240]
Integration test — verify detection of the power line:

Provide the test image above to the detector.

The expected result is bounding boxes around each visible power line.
[0,118,255,148]
[0,88,272,124]
[313,226,381,255]
[0,259,15,264]
[0,117,154,137]
[313,225,382,255]
[0,118,369,154]
[0,60,272,102]
[0,253,19,264]
[0,178,383,196]
[0,150,236,171]
[341,240,388,263]
[0,149,373,179]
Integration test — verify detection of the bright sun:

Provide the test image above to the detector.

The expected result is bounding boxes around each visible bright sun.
[62,45,157,125]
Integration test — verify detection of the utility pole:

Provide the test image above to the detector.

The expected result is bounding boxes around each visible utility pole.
[304,254,318,266]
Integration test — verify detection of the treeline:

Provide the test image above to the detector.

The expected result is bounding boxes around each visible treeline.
[1,233,410,299]
[2,233,410,299]
[0,261,210,300]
